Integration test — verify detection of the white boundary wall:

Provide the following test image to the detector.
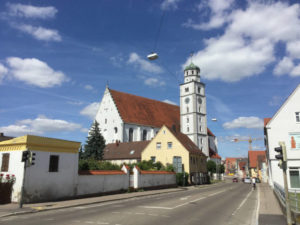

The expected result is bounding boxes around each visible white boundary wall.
[133,166,176,189]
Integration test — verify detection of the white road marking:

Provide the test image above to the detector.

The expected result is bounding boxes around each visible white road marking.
[85,221,94,224]
[45,218,55,221]
[173,197,206,208]
[148,214,158,216]
[135,212,145,215]
[180,195,191,200]
[97,222,109,224]
[140,206,172,210]
[232,190,253,216]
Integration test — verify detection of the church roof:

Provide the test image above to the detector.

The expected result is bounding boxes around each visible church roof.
[109,89,180,128]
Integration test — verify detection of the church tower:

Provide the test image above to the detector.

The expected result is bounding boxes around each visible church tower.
[180,63,209,157]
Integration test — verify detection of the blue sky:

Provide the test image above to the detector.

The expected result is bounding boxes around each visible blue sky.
[1,0,300,158]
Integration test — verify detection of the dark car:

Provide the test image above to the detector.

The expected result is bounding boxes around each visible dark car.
[255,178,261,183]
[232,178,238,182]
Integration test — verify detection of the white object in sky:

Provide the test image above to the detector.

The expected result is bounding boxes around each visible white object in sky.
[147,52,158,60]
[211,118,217,121]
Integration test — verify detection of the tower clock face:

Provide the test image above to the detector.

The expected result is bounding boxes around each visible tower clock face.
[198,98,202,104]
[185,97,190,104]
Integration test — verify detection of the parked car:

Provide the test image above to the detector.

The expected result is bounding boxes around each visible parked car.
[244,177,251,183]
[232,177,238,182]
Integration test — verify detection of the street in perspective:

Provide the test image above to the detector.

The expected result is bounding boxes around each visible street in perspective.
[0,1,300,225]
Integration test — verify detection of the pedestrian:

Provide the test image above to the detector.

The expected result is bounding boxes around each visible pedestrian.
[252,177,256,190]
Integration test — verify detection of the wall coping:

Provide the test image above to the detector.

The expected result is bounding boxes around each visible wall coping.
[78,170,126,175]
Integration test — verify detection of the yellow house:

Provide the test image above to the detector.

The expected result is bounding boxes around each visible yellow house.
[142,125,207,184]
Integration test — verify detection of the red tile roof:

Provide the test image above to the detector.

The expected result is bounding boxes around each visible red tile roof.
[110,89,180,128]
[103,141,150,160]
[207,128,215,137]
[248,151,266,168]
[239,162,246,170]
[168,126,207,157]
[264,118,272,127]
[211,153,221,159]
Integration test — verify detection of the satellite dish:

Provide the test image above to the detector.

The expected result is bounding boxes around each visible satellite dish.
[147,52,158,60]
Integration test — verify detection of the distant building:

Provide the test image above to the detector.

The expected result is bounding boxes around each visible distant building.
[265,84,300,189]
[248,150,266,180]
[0,133,14,142]
[103,140,150,165]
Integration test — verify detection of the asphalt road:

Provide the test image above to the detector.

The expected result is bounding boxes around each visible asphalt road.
[0,182,258,225]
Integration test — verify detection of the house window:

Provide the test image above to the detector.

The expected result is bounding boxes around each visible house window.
[129,128,133,142]
[156,142,161,149]
[289,169,300,188]
[185,87,189,92]
[173,156,182,173]
[1,153,9,172]
[114,127,118,134]
[168,142,172,149]
[296,112,300,122]
[105,119,107,124]
[187,127,189,132]
[142,130,147,141]
[49,155,59,172]
[151,156,156,162]
[187,117,189,123]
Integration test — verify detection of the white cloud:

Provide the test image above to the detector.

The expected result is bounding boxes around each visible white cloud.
[144,78,165,87]
[290,64,300,77]
[0,63,8,83]
[161,0,182,10]
[6,57,69,88]
[110,54,124,67]
[287,41,300,59]
[80,102,100,120]
[0,115,83,137]
[163,99,177,105]
[7,3,57,19]
[15,24,61,42]
[223,117,263,129]
[128,52,163,74]
[84,85,94,91]
[183,2,300,82]
[273,57,294,76]
[184,0,234,30]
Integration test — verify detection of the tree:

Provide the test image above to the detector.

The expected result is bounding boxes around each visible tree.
[79,145,84,159]
[207,160,216,173]
[84,120,106,160]
[217,164,225,174]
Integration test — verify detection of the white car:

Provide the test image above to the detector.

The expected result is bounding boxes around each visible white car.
[244,178,251,183]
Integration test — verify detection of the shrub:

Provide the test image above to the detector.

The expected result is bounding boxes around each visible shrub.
[176,172,189,186]
[78,159,121,171]
[165,163,175,172]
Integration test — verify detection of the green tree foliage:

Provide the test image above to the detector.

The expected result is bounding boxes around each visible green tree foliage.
[84,120,106,160]
[78,159,121,170]
[79,145,84,159]
[207,160,216,173]
[126,160,174,172]
[176,172,189,186]
[217,164,225,173]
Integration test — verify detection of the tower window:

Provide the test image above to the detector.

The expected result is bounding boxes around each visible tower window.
[185,87,189,92]
[187,127,189,132]
[296,112,300,122]
[129,128,133,142]
[198,87,201,93]
[187,107,189,113]
[105,119,107,124]
[187,117,189,123]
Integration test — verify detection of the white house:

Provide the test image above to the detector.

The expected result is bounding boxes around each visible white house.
[0,135,80,203]
[94,62,215,157]
[265,84,300,190]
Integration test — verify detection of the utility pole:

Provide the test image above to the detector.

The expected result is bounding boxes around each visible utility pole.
[276,142,292,225]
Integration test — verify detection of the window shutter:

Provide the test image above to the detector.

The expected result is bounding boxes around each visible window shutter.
[1,153,10,172]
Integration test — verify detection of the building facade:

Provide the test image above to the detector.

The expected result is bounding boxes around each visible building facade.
[265,84,300,190]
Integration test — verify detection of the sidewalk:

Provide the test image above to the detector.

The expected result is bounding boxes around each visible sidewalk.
[0,186,192,218]
[258,182,287,225]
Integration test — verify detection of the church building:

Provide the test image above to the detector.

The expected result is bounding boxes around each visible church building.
[94,62,214,157]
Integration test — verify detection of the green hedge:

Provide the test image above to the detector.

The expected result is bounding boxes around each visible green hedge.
[78,159,121,171]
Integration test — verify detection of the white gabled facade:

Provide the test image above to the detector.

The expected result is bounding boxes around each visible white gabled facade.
[266,84,300,190]
[95,87,159,144]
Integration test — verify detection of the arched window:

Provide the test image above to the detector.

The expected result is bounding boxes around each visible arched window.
[129,128,133,142]
[142,130,147,141]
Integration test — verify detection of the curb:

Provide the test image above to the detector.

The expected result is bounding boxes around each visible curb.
[0,182,225,219]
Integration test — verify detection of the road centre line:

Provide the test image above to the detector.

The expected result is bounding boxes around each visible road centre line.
[232,190,253,216]
[140,206,173,210]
